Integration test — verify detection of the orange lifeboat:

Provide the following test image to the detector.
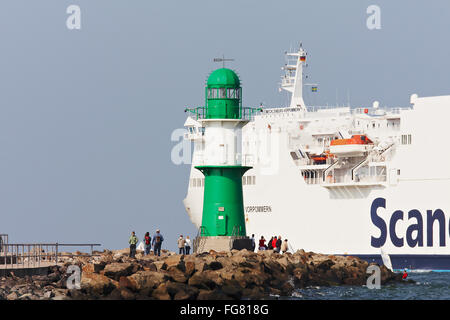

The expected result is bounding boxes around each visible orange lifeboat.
[310,154,327,164]
[329,135,373,157]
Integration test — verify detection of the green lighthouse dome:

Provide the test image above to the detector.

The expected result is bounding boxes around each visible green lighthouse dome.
[205,68,242,119]
[207,68,240,88]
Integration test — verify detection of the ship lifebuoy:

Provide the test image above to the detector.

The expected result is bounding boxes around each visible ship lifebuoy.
[300,124,304,130]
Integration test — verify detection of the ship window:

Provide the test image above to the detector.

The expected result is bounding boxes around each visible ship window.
[252,176,256,185]
[193,179,197,187]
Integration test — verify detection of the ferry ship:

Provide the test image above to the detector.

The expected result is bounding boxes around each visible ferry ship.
[182,44,450,271]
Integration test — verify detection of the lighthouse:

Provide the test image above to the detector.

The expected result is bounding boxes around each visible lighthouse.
[189,67,254,252]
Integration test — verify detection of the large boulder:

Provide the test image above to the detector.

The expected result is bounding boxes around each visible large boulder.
[197,289,232,300]
[164,255,185,271]
[153,261,166,271]
[80,273,116,296]
[188,270,223,290]
[152,283,171,300]
[184,261,196,277]
[127,271,168,292]
[166,282,199,300]
[103,263,138,280]
[232,268,269,289]
[167,266,188,283]
[113,249,130,260]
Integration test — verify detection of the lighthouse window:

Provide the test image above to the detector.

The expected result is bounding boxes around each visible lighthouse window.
[226,88,240,99]
[208,88,219,99]
[208,88,241,99]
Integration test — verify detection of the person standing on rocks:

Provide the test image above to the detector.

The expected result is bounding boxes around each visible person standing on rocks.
[272,236,278,251]
[129,231,138,258]
[281,239,289,254]
[268,237,273,250]
[177,235,186,255]
[152,229,164,256]
[144,232,151,255]
[275,236,282,253]
[251,234,256,252]
[185,236,191,255]
[258,236,266,251]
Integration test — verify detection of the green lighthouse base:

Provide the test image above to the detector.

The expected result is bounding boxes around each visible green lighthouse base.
[195,165,251,237]
[193,165,253,253]
[193,236,253,254]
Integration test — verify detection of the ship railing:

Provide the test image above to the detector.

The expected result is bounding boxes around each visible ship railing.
[262,107,304,114]
[306,105,350,113]
[323,168,387,185]
[1,243,101,271]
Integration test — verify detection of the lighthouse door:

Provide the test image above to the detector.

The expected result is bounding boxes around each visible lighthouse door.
[216,207,228,236]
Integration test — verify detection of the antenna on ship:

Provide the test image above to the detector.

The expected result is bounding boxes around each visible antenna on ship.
[213,55,234,68]
[279,42,307,111]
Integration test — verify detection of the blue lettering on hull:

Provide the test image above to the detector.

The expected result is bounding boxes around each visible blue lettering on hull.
[371,197,449,248]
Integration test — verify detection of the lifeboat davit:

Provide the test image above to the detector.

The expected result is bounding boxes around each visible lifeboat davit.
[329,135,373,157]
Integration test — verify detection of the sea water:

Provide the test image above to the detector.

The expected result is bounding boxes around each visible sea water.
[285,272,450,300]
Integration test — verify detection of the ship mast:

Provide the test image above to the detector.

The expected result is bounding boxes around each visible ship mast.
[280,43,307,110]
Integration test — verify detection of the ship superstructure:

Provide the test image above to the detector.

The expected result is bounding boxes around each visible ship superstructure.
[183,44,450,270]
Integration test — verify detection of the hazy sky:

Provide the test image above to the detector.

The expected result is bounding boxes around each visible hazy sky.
[1,0,449,251]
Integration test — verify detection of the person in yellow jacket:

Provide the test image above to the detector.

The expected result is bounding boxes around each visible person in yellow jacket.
[129,231,138,258]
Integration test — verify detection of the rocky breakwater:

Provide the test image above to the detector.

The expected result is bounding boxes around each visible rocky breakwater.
[0,249,406,300]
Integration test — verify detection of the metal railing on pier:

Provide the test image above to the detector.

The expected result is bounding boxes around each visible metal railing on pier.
[1,243,101,271]
[0,234,8,252]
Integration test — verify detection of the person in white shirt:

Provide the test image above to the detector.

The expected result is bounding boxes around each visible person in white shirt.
[185,236,191,255]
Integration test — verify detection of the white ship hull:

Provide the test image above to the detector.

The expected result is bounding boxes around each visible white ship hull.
[182,45,450,270]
